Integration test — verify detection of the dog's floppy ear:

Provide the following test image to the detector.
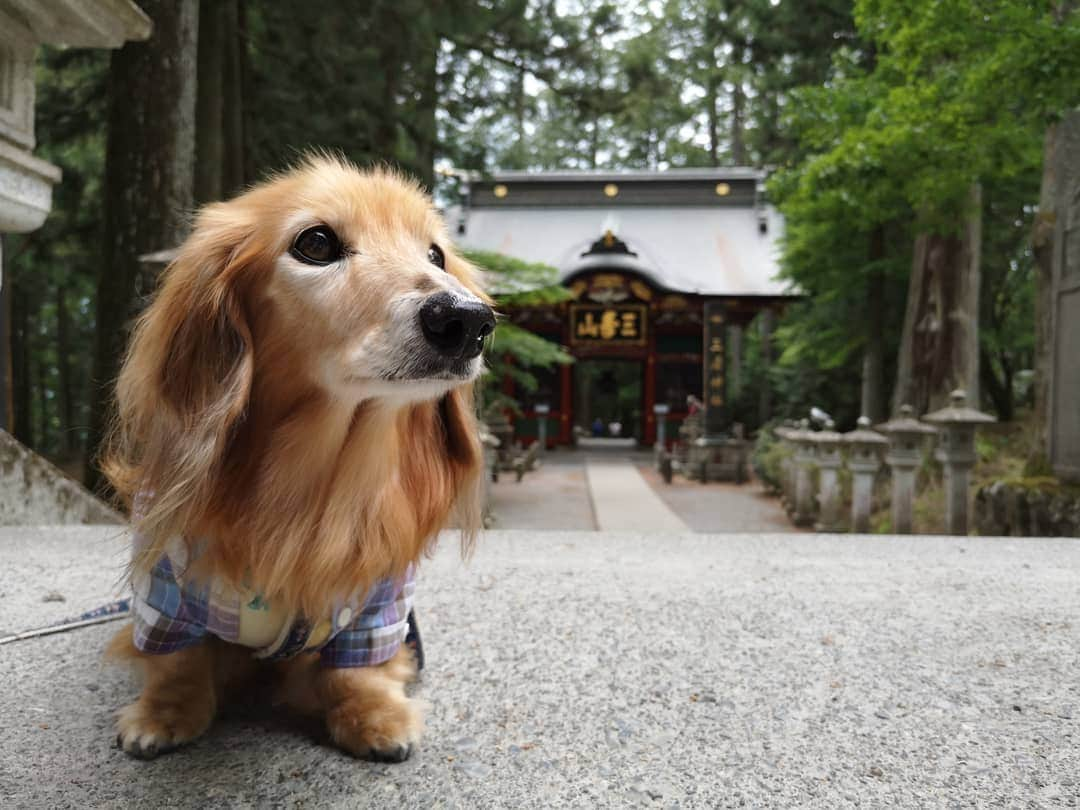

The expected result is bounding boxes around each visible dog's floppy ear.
[439,385,482,467]
[439,385,484,550]
[105,204,260,550]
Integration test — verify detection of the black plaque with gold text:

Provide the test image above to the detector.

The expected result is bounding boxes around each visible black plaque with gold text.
[569,303,647,346]
[702,302,727,434]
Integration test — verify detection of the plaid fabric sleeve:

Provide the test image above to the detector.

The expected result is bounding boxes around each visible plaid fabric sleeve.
[320,565,416,668]
[131,553,210,654]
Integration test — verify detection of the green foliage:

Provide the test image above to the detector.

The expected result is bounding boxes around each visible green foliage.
[751,424,791,494]
[462,250,572,415]
[767,0,1080,423]
[10,0,1078,469]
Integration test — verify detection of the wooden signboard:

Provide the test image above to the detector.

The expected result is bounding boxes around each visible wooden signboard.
[703,301,727,435]
[569,303,647,346]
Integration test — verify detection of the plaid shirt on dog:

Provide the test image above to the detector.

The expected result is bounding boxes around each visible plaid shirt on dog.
[131,538,415,667]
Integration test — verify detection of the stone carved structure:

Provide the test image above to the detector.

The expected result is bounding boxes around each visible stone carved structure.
[844,417,888,534]
[877,405,936,534]
[1049,110,1080,482]
[924,390,995,536]
[812,421,844,532]
[0,0,150,521]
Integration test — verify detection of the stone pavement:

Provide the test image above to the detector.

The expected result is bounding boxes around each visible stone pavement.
[636,465,804,535]
[487,455,597,531]
[585,457,689,532]
[3,526,1080,808]
[489,450,795,533]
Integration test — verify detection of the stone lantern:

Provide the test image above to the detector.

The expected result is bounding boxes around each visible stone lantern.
[811,419,844,532]
[790,419,817,527]
[534,402,550,452]
[772,423,796,508]
[0,1,150,523]
[924,390,995,536]
[0,0,151,251]
[653,402,670,452]
[878,404,937,534]
[843,416,888,533]
[0,0,151,430]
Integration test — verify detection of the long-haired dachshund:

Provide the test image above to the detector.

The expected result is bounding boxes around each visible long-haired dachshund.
[103,155,494,762]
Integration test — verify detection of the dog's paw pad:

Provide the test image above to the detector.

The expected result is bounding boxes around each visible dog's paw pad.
[115,728,179,760]
[366,742,414,763]
[115,702,200,760]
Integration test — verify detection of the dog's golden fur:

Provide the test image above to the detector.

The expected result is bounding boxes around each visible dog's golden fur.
[104,155,486,760]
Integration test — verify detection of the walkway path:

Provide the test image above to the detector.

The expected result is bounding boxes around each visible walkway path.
[585,456,689,531]
[488,450,795,533]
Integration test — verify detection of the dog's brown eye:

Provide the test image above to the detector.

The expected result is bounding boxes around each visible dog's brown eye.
[292,226,342,265]
[427,244,446,270]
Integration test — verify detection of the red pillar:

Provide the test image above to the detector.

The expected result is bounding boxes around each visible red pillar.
[643,309,657,445]
[559,361,573,444]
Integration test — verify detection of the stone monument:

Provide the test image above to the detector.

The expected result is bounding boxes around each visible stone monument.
[0,0,151,521]
[1049,109,1080,482]
[845,416,888,534]
[924,390,995,536]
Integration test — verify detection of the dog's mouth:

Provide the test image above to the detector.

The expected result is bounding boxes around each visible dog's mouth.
[380,356,476,383]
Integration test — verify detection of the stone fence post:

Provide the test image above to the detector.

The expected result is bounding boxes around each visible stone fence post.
[813,421,844,532]
[924,390,995,535]
[844,417,888,533]
[791,420,817,527]
[878,405,937,534]
[534,403,550,452]
[773,424,796,511]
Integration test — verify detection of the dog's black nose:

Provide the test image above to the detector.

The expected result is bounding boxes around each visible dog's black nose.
[419,292,495,359]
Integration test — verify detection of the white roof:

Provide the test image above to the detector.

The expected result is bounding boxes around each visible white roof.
[455,204,791,297]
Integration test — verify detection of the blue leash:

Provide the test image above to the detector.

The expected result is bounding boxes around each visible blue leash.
[0,600,424,669]
[0,598,132,646]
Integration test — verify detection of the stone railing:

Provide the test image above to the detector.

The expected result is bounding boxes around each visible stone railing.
[771,390,994,535]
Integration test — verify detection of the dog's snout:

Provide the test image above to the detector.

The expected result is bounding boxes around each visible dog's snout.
[419,292,495,359]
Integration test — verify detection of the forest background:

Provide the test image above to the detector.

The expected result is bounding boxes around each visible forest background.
[1,0,1077,490]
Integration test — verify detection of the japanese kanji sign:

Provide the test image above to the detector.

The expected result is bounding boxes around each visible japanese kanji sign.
[703,302,727,434]
[569,304,647,346]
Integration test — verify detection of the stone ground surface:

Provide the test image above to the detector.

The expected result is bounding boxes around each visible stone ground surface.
[489,449,795,533]
[585,457,688,532]
[2,526,1079,808]
[636,465,805,535]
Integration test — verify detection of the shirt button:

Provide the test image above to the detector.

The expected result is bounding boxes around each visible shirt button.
[337,607,353,628]
[305,619,332,649]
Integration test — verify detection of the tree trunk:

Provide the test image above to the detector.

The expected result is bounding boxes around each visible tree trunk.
[730,79,746,166]
[11,279,31,444]
[1031,122,1058,457]
[757,308,774,426]
[412,13,438,191]
[729,38,747,166]
[196,0,245,204]
[221,0,246,194]
[238,0,257,187]
[893,185,983,415]
[861,229,886,421]
[85,0,199,492]
[34,341,48,452]
[372,10,402,170]
[195,0,224,205]
[56,283,75,458]
[0,237,9,433]
[706,75,719,167]
[980,345,1014,422]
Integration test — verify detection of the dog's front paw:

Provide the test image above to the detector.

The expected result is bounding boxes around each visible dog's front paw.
[115,700,212,760]
[326,695,422,762]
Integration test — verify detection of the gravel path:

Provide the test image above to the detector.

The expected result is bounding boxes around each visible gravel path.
[2,527,1079,807]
